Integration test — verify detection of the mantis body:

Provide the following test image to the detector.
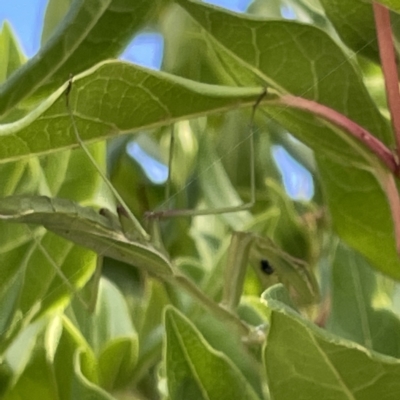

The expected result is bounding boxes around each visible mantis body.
[0,80,320,341]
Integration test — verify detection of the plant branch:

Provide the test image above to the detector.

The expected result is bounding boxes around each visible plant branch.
[377,169,400,255]
[274,94,398,174]
[373,2,400,159]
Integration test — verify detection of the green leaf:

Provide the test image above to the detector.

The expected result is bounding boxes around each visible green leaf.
[0,0,161,116]
[98,337,137,390]
[3,318,48,389]
[164,306,260,400]
[1,316,98,399]
[0,60,266,163]
[319,0,379,62]
[177,0,400,280]
[263,284,400,399]
[72,278,137,352]
[3,283,136,398]
[0,143,108,347]
[374,0,400,13]
[52,316,100,399]
[0,212,98,348]
[133,280,170,381]
[178,0,389,141]
[0,361,12,397]
[69,278,138,390]
[193,312,265,398]
[3,331,57,399]
[326,242,400,358]
[72,349,117,400]
[0,265,24,346]
[0,22,26,84]
[41,0,74,45]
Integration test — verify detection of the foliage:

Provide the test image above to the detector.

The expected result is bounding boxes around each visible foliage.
[1,0,400,398]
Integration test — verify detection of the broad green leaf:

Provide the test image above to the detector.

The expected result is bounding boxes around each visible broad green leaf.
[53,317,100,400]
[70,278,137,355]
[177,0,390,145]
[319,1,400,65]
[263,284,400,399]
[0,0,161,116]
[0,22,27,124]
[0,152,104,348]
[4,316,93,399]
[193,312,265,398]
[3,318,48,391]
[0,22,26,84]
[177,0,400,280]
[248,0,329,30]
[68,278,138,390]
[319,0,379,62]
[326,242,400,358]
[3,335,57,399]
[374,0,400,12]
[72,349,117,400]
[18,233,96,316]
[133,280,170,381]
[0,227,97,350]
[0,60,266,164]
[0,142,108,348]
[0,265,24,346]
[0,361,12,397]
[98,338,137,390]
[40,142,107,203]
[238,295,271,326]
[41,0,74,45]
[160,3,225,84]
[164,306,260,400]
[0,219,97,350]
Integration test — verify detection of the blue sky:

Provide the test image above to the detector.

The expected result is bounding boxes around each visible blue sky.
[0,0,313,200]
[0,0,252,58]
[0,0,47,57]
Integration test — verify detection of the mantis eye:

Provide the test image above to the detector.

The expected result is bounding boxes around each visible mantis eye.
[260,259,274,275]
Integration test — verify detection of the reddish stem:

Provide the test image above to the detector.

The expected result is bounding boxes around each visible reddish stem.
[276,94,398,174]
[373,2,400,159]
[379,171,400,255]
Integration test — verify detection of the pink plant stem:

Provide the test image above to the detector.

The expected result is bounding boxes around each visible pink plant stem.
[373,2,400,160]
[276,94,398,174]
[379,171,400,255]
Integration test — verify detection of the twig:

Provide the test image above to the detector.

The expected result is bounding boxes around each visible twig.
[377,170,400,255]
[275,94,398,174]
[373,2,400,160]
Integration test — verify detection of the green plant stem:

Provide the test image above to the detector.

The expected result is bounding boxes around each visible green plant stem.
[373,2,400,163]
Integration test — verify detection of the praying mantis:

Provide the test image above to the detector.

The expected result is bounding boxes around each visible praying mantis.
[0,79,320,341]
